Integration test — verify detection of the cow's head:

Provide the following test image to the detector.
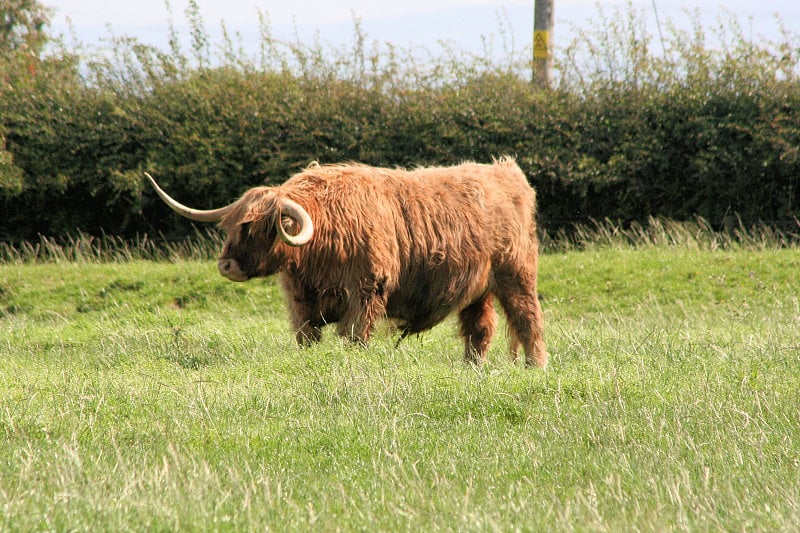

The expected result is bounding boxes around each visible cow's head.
[145,173,313,282]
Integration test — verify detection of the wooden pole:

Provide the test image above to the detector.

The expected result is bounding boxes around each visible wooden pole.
[533,0,554,89]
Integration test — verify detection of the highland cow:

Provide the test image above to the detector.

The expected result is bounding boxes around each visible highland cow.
[146,158,547,367]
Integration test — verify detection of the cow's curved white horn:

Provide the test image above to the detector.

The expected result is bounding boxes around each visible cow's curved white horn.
[145,173,234,223]
[276,197,314,246]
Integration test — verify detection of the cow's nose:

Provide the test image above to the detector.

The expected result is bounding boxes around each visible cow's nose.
[217,259,248,281]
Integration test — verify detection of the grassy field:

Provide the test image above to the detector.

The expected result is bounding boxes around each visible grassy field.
[1,244,799,531]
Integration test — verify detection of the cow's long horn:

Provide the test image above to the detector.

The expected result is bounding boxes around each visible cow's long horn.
[145,173,234,223]
[276,197,314,246]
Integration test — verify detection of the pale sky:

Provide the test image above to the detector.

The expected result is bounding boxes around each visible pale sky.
[44,0,800,57]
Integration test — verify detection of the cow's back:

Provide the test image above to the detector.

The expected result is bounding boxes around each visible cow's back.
[280,159,536,333]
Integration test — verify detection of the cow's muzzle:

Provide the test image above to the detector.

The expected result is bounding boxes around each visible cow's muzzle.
[218,259,249,282]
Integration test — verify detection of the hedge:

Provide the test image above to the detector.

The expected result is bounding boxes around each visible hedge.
[1,4,798,241]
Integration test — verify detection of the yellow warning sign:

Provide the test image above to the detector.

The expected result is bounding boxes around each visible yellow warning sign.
[533,30,550,59]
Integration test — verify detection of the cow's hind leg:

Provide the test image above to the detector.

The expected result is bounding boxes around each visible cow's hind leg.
[496,271,548,368]
[508,331,521,362]
[459,293,498,365]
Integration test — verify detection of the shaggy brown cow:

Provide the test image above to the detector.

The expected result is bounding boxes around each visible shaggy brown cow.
[146,158,548,367]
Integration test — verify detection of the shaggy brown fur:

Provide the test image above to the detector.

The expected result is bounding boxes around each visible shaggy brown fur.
[216,158,547,367]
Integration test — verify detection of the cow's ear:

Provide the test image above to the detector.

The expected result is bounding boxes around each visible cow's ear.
[280,215,300,236]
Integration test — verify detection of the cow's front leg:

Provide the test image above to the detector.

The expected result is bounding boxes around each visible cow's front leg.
[280,274,329,347]
[336,296,385,344]
[296,320,323,346]
[336,276,388,344]
[285,298,326,346]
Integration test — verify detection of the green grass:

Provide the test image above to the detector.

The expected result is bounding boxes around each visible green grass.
[2,246,799,531]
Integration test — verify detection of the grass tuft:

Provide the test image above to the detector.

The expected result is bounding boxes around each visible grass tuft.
[543,216,800,253]
[0,228,223,264]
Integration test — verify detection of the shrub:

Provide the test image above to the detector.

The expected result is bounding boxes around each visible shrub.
[0,2,798,242]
